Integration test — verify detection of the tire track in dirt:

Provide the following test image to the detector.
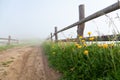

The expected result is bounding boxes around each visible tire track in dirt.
[0,46,32,80]
[0,45,60,80]
[2,46,46,80]
[18,46,46,80]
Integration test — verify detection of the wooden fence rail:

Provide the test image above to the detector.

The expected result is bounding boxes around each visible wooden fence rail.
[0,36,19,45]
[48,1,120,42]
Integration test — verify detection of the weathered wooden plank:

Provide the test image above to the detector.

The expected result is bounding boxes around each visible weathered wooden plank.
[0,36,18,45]
[0,38,9,40]
[0,38,18,41]
[56,1,120,34]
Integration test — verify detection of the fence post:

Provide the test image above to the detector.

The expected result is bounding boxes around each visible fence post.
[55,27,58,42]
[50,33,53,41]
[8,35,11,45]
[77,4,85,38]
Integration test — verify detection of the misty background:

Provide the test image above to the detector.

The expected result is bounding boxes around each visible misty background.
[0,0,120,41]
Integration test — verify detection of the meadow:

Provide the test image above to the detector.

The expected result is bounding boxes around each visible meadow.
[43,32,120,80]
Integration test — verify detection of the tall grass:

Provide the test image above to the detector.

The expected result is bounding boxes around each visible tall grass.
[43,12,120,80]
[43,35,120,80]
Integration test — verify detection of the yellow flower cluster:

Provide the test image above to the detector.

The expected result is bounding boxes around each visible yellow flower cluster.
[78,45,82,48]
[97,43,114,48]
[77,35,87,47]
[103,44,108,48]
[89,37,94,41]
[75,43,82,49]
[75,43,79,46]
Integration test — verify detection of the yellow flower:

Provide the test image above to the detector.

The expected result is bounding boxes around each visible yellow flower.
[88,32,91,35]
[77,45,82,49]
[83,44,87,47]
[79,36,83,39]
[75,43,82,48]
[82,40,85,43]
[75,43,79,47]
[98,44,102,47]
[89,37,94,41]
[84,50,89,55]
[103,44,108,48]
[109,43,114,47]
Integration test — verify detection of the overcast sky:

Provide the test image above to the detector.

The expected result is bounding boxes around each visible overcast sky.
[0,0,120,40]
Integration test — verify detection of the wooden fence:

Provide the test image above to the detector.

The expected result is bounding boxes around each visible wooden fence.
[48,1,120,42]
[0,36,19,45]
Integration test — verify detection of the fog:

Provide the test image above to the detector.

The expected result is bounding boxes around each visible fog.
[0,0,119,41]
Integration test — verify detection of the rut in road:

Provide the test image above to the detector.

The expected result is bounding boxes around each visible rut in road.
[0,46,60,80]
[17,46,46,80]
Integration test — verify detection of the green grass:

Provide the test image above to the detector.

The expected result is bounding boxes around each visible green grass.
[1,60,14,67]
[42,41,120,80]
[0,45,15,51]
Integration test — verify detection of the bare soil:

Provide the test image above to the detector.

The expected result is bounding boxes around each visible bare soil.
[0,45,60,80]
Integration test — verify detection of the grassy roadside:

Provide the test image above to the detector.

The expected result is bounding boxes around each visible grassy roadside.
[0,45,15,51]
[42,38,120,80]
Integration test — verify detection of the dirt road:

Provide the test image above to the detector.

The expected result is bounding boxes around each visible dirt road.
[0,46,60,80]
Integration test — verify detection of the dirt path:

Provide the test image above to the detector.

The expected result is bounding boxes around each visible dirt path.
[0,46,60,80]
